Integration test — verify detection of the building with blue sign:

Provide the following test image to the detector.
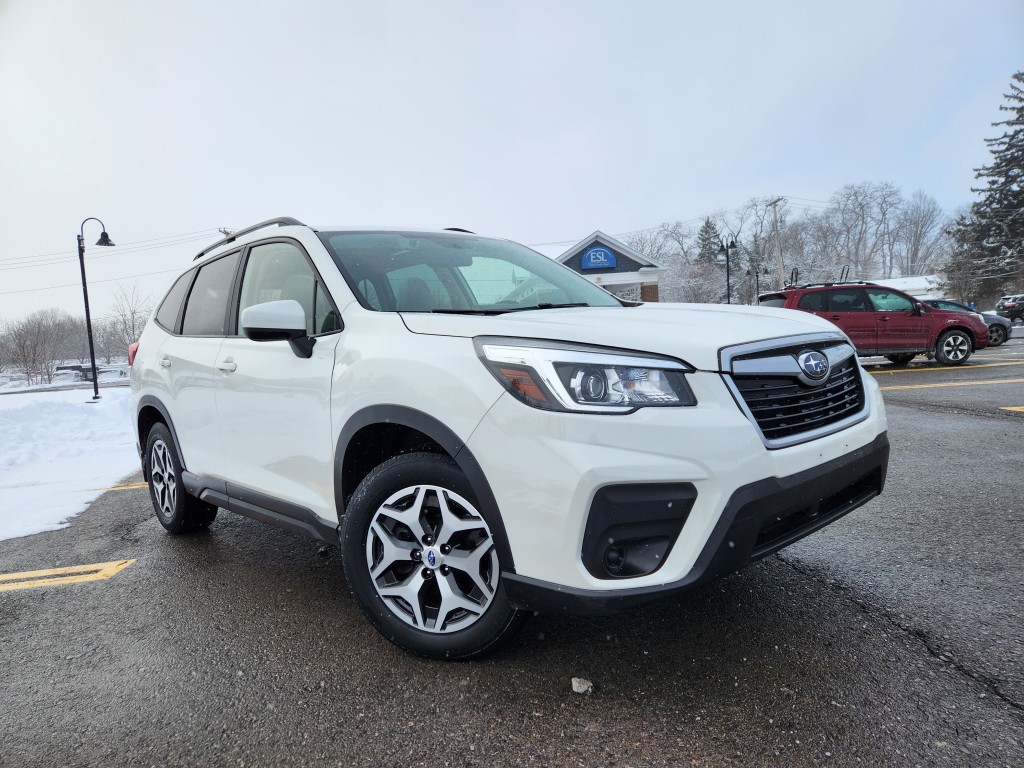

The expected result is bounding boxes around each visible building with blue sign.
[556,231,665,302]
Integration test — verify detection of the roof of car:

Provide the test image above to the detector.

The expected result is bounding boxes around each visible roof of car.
[193,218,484,262]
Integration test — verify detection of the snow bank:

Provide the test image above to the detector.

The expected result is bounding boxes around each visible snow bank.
[0,387,140,543]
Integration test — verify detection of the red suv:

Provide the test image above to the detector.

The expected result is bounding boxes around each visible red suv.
[759,282,988,366]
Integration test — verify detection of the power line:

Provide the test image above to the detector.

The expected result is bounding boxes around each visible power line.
[0,227,223,264]
[0,233,219,272]
[0,267,187,297]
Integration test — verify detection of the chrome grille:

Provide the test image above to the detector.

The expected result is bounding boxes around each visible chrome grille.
[721,335,869,449]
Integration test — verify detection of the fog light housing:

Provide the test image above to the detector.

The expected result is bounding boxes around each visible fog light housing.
[582,483,697,580]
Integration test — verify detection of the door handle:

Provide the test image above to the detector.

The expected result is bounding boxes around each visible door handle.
[216,359,237,373]
[878,317,890,322]
[160,357,171,368]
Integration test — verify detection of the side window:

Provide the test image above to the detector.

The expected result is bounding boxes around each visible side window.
[181,252,240,336]
[155,269,195,333]
[827,288,869,312]
[796,291,827,312]
[238,242,337,336]
[867,289,914,312]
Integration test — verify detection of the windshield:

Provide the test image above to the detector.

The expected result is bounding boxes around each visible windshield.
[318,231,623,313]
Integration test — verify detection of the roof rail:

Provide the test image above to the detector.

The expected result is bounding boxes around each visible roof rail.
[193,217,306,261]
[444,227,475,233]
[789,280,876,289]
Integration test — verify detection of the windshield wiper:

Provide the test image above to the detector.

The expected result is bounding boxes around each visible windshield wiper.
[429,308,510,315]
[504,302,590,312]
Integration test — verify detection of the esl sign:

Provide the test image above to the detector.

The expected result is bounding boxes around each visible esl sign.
[581,246,616,270]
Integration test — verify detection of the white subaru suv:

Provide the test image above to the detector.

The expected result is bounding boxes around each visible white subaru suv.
[130,218,889,659]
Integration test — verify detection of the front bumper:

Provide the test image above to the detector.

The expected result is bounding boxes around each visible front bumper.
[502,430,889,615]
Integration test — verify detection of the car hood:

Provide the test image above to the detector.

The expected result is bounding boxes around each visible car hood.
[399,303,845,371]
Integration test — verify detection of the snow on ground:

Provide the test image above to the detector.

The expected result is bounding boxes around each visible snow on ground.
[0,385,139,543]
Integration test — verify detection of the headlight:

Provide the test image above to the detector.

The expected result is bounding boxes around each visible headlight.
[474,337,697,413]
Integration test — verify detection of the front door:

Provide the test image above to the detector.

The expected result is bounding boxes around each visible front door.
[866,288,929,350]
[214,240,343,522]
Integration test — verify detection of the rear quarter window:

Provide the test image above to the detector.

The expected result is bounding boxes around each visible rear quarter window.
[154,269,195,333]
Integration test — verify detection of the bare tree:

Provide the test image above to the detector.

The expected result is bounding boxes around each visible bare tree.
[106,282,153,355]
[0,326,9,376]
[93,317,123,365]
[5,309,78,384]
[895,190,946,276]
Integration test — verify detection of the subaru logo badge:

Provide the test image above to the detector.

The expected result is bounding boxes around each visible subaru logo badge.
[426,550,437,567]
[797,350,830,383]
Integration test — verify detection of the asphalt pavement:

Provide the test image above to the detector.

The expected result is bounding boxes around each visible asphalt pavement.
[1,333,1022,767]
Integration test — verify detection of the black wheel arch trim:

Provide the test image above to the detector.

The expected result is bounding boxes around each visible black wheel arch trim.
[136,395,188,477]
[335,404,516,574]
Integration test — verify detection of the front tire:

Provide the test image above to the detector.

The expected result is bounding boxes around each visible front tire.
[935,329,972,366]
[145,423,217,533]
[341,452,522,660]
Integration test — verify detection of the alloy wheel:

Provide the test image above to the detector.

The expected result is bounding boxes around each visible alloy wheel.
[149,440,177,518]
[365,484,499,633]
[942,333,970,361]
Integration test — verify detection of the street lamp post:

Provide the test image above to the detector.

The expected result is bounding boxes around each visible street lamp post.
[77,217,115,401]
[746,265,770,301]
[718,236,737,304]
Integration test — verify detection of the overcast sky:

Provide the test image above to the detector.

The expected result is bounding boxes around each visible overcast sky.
[0,0,1020,322]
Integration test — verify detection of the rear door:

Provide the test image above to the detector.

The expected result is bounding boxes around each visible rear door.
[156,252,240,477]
[214,239,342,521]
[802,288,877,352]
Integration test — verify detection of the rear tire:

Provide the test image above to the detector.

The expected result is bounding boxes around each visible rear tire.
[988,324,1007,346]
[935,329,972,366]
[145,423,218,534]
[341,452,523,660]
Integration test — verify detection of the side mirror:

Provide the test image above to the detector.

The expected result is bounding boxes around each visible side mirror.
[240,300,316,358]
[914,302,925,315]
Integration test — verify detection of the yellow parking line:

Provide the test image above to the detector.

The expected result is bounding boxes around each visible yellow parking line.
[879,377,1024,391]
[1000,406,1024,412]
[869,360,1024,376]
[88,482,148,491]
[0,559,136,593]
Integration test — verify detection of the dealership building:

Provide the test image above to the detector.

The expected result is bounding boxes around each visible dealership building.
[553,230,665,302]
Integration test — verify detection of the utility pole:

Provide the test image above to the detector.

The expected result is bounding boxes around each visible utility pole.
[768,197,785,288]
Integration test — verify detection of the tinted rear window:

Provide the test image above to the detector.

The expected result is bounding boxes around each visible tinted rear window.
[758,294,787,308]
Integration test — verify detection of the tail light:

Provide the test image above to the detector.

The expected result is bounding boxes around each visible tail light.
[128,342,139,366]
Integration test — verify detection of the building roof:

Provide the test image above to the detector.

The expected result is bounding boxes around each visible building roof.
[556,230,667,271]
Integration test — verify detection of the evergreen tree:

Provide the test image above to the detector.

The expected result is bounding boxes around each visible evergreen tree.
[695,217,721,265]
[950,71,1024,293]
